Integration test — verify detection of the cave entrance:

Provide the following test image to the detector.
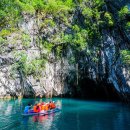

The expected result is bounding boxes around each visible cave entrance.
[78,78,121,101]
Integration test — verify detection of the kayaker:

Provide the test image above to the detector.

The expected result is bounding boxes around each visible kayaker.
[33,104,37,113]
[41,104,45,111]
[34,104,41,113]
[44,103,49,111]
[49,101,53,109]
[51,101,56,109]
[36,105,41,113]
[37,103,42,110]
[52,101,56,109]
[24,104,31,114]
[47,102,50,110]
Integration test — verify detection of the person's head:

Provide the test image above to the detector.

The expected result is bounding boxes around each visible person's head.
[28,103,31,106]
[49,101,52,103]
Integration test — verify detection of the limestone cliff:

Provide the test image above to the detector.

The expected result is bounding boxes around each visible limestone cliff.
[0,0,130,101]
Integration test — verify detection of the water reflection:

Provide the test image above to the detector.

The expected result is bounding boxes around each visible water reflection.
[33,115,49,122]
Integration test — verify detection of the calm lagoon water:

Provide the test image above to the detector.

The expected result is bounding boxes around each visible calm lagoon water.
[0,98,130,130]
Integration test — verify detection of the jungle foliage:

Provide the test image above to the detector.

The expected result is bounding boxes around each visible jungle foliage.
[0,0,129,76]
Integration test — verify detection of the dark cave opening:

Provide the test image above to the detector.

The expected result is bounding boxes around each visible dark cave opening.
[76,78,121,101]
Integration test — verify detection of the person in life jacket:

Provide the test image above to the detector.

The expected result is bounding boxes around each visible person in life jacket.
[40,102,46,113]
[44,103,49,111]
[50,101,56,109]
[36,105,41,113]
[24,104,31,114]
[41,103,45,111]
[33,104,40,113]
[37,103,42,111]
[47,102,51,110]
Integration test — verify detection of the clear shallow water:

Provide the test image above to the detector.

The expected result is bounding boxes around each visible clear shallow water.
[0,98,130,130]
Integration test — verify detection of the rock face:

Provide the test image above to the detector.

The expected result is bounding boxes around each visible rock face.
[0,13,72,98]
[0,0,130,101]
[77,31,130,101]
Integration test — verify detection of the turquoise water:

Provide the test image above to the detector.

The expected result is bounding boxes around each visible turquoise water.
[0,98,130,130]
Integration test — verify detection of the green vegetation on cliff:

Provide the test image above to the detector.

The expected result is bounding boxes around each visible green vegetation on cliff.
[0,0,130,76]
[121,50,130,65]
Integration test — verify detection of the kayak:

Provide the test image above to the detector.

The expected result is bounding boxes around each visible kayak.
[22,107,61,116]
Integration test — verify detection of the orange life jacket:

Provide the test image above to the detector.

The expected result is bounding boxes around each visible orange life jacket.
[41,105,45,111]
[51,103,56,109]
[45,104,49,111]
[33,106,37,113]
[49,103,52,109]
